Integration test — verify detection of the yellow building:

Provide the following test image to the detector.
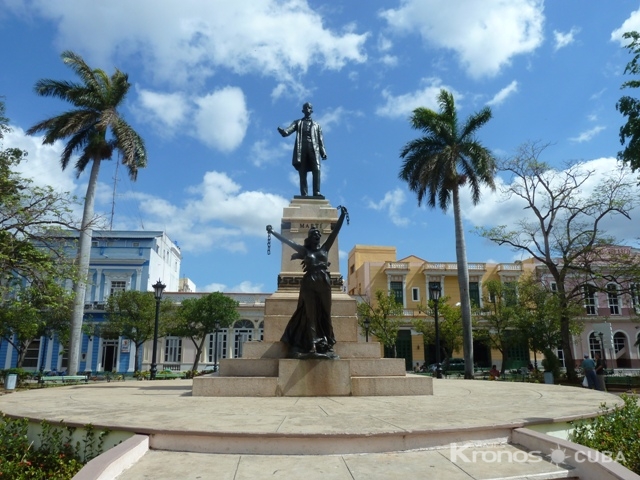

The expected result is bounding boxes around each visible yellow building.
[347,245,531,371]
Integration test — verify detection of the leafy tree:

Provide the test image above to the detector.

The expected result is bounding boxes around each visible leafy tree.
[398,89,497,378]
[413,296,462,362]
[174,292,240,371]
[0,280,73,368]
[616,30,640,173]
[476,141,638,381]
[102,290,175,372]
[356,290,403,358]
[0,99,79,297]
[27,51,147,374]
[475,279,520,375]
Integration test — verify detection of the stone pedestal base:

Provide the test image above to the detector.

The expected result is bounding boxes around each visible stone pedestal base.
[191,196,433,397]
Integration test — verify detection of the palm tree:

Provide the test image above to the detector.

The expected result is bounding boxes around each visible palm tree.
[27,51,147,374]
[399,89,496,379]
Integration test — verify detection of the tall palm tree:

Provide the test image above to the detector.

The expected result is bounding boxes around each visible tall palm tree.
[399,89,496,379]
[27,51,147,374]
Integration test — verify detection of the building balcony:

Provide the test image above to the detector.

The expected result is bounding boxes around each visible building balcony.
[497,263,523,272]
[384,262,409,273]
[422,262,486,273]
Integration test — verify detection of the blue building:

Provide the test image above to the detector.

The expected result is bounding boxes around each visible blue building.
[1,230,182,374]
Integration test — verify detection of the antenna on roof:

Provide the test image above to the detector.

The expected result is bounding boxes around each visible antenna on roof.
[109,157,120,231]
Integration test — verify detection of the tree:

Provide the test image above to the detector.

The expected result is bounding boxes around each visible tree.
[515,274,573,370]
[0,280,73,368]
[476,141,638,381]
[413,296,462,362]
[27,51,147,374]
[616,31,640,173]
[398,89,497,378]
[476,280,519,374]
[1,100,79,297]
[356,290,403,358]
[174,292,240,371]
[102,291,175,372]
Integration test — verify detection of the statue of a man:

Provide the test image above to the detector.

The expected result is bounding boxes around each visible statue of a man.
[277,102,327,197]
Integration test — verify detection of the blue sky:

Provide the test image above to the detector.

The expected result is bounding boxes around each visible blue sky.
[2,0,640,293]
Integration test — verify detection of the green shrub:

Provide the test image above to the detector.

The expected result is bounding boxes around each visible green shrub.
[569,394,640,474]
[541,348,561,379]
[0,413,108,479]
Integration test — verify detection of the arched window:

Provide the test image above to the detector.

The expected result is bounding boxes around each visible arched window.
[233,319,254,329]
[589,332,602,358]
[613,332,627,354]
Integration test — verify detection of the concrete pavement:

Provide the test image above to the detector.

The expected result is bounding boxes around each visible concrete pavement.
[0,377,632,479]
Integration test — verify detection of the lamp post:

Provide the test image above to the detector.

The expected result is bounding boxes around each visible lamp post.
[364,317,371,342]
[214,320,220,372]
[150,279,166,380]
[429,283,442,379]
[598,331,606,368]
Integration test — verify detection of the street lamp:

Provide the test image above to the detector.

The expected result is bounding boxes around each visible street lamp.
[598,331,606,369]
[429,283,442,379]
[150,279,166,380]
[363,317,371,343]
[214,320,220,372]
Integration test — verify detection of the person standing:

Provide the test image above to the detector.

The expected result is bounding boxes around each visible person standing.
[582,354,597,389]
[278,102,327,197]
[594,352,607,391]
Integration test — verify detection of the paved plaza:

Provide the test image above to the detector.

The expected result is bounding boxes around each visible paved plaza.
[0,378,631,479]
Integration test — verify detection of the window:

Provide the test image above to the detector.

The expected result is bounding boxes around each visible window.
[22,339,41,368]
[613,332,626,354]
[589,332,603,358]
[631,284,639,313]
[411,287,420,302]
[607,284,620,315]
[469,282,480,307]
[550,282,557,293]
[583,285,597,315]
[110,281,126,295]
[91,241,98,247]
[390,281,403,304]
[132,242,140,247]
[164,337,182,363]
[503,282,518,307]
[428,282,441,300]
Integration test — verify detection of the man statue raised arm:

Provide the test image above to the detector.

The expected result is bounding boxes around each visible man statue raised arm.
[277,102,327,197]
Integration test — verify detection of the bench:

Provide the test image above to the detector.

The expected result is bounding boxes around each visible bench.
[39,375,88,385]
[605,375,640,390]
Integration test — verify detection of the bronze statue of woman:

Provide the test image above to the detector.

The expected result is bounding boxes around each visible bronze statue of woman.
[266,206,348,359]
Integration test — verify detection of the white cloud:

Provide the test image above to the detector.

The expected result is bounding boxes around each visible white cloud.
[569,125,606,143]
[133,88,188,132]
[6,126,78,194]
[553,27,579,51]
[487,80,518,106]
[193,87,249,151]
[201,282,227,293]
[612,9,640,44]
[30,0,368,88]
[367,188,410,227]
[200,280,263,293]
[376,78,459,118]
[380,0,544,78]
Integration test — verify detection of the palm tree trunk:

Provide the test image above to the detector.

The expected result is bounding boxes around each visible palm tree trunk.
[452,187,474,379]
[68,158,101,375]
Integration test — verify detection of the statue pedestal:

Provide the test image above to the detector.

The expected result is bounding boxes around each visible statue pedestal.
[192,197,432,397]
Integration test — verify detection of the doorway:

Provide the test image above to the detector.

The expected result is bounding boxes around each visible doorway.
[101,339,119,372]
